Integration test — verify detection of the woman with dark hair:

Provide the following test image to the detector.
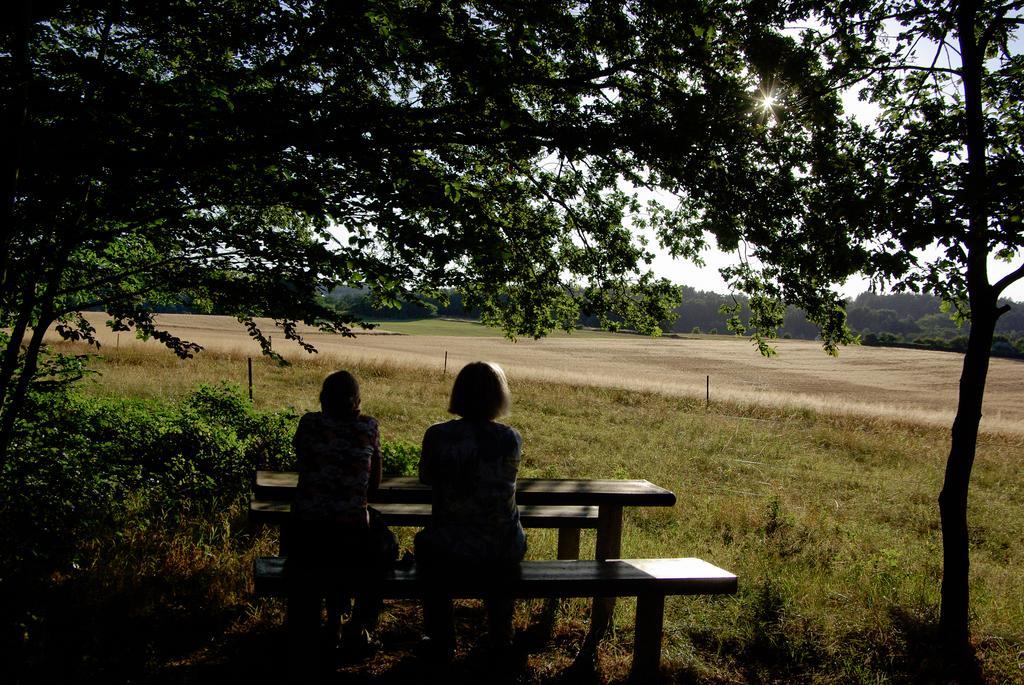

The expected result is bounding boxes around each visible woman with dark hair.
[415,361,526,661]
[288,370,397,675]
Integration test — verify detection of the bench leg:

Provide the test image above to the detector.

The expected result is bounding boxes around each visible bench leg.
[630,593,665,683]
[537,528,583,638]
[577,505,623,664]
[278,522,291,555]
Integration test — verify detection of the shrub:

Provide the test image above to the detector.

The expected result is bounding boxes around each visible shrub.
[0,383,298,586]
[0,379,425,661]
[381,439,420,476]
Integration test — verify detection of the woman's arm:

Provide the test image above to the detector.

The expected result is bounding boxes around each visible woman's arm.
[293,413,314,470]
[503,427,523,480]
[419,424,437,485]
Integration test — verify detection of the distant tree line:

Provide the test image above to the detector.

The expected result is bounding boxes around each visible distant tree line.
[322,287,482,321]
[669,289,1024,358]
[325,285,1024,359]
[661,288,1024,358]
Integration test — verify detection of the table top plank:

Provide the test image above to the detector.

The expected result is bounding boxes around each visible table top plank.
[250,499,601,528]
[255,471,677,507]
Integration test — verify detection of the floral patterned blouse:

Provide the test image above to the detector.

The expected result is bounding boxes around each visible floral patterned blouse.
[418,418,526,562]
[292,411,380,528]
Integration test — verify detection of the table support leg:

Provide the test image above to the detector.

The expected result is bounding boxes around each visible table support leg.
[557,527,581,560]
[629,593,665,683]
[576,505,622,664]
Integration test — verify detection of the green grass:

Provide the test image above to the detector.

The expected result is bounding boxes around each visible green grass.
[57,343,1024,683]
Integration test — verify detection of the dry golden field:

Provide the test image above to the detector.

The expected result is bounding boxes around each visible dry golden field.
[57,311,1024,434]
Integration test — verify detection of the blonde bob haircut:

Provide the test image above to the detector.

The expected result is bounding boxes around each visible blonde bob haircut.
[448,361,511,421]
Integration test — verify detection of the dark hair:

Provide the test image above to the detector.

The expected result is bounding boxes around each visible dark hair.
[448,361,511,421]
[320,370,360,418]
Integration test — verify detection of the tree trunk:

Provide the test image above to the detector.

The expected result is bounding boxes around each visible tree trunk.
[0,313,52,461]
[0,307,31,402]
[939,0,992,653]
[938,302,996,650]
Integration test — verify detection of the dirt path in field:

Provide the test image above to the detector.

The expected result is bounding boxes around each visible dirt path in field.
[62,312,1024,433]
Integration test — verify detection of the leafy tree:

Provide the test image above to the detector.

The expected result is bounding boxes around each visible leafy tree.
[824,0,1022,652]
[658,0,1021,652]
[2,0,695,457]
[0,0,876,462]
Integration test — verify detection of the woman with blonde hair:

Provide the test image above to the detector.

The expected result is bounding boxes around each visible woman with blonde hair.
[415,361,526,662]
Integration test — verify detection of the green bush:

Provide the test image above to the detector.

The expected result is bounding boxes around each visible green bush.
[1,383,298,585]
[0,381,428,618]
[0,442,116,580]
[381,439,420,476]
[0,380,429,672]
[1,383,428,587]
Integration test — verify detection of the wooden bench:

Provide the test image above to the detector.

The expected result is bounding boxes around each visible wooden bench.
[254,556,737,680]
[250,498,600,559]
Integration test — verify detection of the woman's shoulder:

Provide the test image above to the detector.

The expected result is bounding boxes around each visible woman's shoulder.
[423,419,460,443]
[423,419,520,447]
[300,411,377,431]
[297,411,324,430]
[354,413,378,426]
[488,421,519,436]
[491,422,522,446]
[469,420,522,451]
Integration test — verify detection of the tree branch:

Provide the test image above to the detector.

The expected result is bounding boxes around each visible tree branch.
[54,248,251,299]
[907,37,953,111]
[825,61,962,97]
[980,14,1024,54]
[991,0,1024,16]
[993,261,1024,295]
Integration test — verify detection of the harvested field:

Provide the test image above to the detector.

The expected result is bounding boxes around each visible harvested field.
[55,312,1024,434]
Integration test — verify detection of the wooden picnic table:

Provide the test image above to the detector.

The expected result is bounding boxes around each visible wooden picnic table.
[255,471,675,561]
[255,470,677,653]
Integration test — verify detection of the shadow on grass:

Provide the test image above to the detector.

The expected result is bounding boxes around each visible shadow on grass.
[13,568,990,685]
[146,600,599,685]
[151,625,564,685]
[883,606,985,685]
[680,591,987,685]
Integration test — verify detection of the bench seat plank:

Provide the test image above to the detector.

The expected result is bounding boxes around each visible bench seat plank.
[250,499,600,529]
[253,557,737,599]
